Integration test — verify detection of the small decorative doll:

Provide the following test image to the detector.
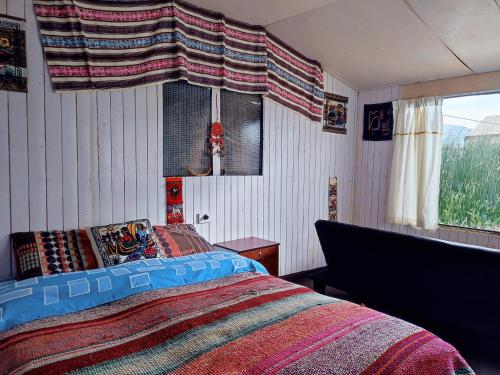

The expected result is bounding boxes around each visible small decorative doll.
[209,122,225,156]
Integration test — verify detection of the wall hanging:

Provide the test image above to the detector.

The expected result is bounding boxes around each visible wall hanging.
[0,14,26,92]
[323,93,348,133]
[33,0,324,122]
[363,102,394,141]
[166,177,184,224]
[329,176,338,221]
[209,122,225,156]
[266,34,324,122]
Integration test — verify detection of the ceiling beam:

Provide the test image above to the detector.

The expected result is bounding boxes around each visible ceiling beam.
[404,0,474,74]
[400,70,500,99]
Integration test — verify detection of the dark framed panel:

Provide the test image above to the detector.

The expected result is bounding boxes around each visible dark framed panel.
[363,102,394,141]
[163,81,212,177]
[323,93,348,134]
[220,90,263,176]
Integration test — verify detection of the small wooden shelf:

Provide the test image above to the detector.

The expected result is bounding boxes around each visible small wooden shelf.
[214,237,279,276]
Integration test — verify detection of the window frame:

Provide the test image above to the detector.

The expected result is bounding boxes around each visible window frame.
[163,83,264,177]
[438,91,500,233]
[162,81,213,178]
[219,88,264,176]
[438,224,499,236]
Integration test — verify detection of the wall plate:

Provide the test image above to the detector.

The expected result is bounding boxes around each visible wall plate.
[197,212,211,224]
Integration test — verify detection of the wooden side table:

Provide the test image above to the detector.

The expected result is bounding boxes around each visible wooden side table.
[214,237,279,276]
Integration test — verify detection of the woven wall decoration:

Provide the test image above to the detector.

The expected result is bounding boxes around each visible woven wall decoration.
[329,176,338,222]
[363,102,394,141]
[267,33,324,122]
[323,93,348,134]
[34,0,324,122]
[166,177,184,224]
[0,15,27,92]
[33,1,267,93]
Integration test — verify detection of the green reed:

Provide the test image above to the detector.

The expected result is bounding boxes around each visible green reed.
[439,136,500,231]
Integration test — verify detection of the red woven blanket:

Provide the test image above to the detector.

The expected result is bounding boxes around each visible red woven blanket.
[0,273,473,374]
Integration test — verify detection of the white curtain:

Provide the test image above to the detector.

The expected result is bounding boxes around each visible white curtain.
[387,97,443,230]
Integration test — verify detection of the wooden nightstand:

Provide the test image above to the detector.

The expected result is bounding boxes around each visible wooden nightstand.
[214,237,279,276]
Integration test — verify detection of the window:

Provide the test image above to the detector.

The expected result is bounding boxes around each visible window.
[163,81,212,177]
[163,81,263,177]
[220,90,263,175]
[440,93,500,232]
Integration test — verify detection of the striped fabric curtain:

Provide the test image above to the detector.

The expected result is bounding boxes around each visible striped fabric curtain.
[267,34,324,122]
[34,0,324,122]
[33,0,268,93]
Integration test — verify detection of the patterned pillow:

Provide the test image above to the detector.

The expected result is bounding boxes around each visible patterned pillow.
[87,219,164,267]
[153,224,214,257]
[11,230,98,280]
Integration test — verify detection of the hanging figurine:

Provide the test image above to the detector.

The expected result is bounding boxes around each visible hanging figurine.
[209,121,225,156]
[187,98,223,176]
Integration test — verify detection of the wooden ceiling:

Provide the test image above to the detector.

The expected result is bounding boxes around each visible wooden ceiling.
[188,0,500,90]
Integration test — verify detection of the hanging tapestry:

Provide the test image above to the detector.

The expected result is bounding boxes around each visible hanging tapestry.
[0,15,26,92]
[34,0,325,122]
[323,93,348,134]
[329,176,338,222]
[267,33,324,122]
[363,102,394,141]
[33,0,268,93]
[166,177,184,224]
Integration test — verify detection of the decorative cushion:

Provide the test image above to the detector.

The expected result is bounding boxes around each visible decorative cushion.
[11,230,98,280]
[153,224,214,257]
[88,219,163,267]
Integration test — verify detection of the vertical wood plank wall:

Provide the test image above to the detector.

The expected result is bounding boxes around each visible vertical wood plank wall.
[184,75,357,276]
[353,86,500,250]
[0,0,357,279]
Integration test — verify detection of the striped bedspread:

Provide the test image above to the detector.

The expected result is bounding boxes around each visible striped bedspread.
[1,273,473,374]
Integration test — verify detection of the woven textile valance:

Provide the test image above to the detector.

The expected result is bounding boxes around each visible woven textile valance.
[34,0,324,122]
[266,33,324,122]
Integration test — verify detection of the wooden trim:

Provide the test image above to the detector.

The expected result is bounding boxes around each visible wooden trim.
[0,13,24,22]
[400,70,500,99]
[214,237,280,253]
[438,224,499,236]
[394,131,442,136]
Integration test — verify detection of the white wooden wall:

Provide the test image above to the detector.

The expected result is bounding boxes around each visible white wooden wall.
[353,86,500,250]
[185,75,357,276]
[0,0,357,279]
[0,1,166,280]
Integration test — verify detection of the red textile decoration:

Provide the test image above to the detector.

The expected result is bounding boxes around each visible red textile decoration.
[209,122,224,156]
[166,177,184,224]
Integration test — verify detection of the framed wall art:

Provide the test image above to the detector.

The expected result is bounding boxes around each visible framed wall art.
[0,14,26,92]
[363,102,394,141]
[323,93,348,134]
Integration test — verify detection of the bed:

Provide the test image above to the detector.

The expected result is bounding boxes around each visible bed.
[0,250,473,374]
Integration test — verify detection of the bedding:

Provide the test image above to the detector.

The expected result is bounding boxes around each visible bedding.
[11,230,98,280]
[153,224,214,257]
[87,219,163,267]
[0,252,473,375]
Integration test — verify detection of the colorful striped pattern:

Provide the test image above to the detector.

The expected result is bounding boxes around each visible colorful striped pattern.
[33,0,268,93]
[267,33,324,122]
[0,273,473,375]
[33,0,324,122]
